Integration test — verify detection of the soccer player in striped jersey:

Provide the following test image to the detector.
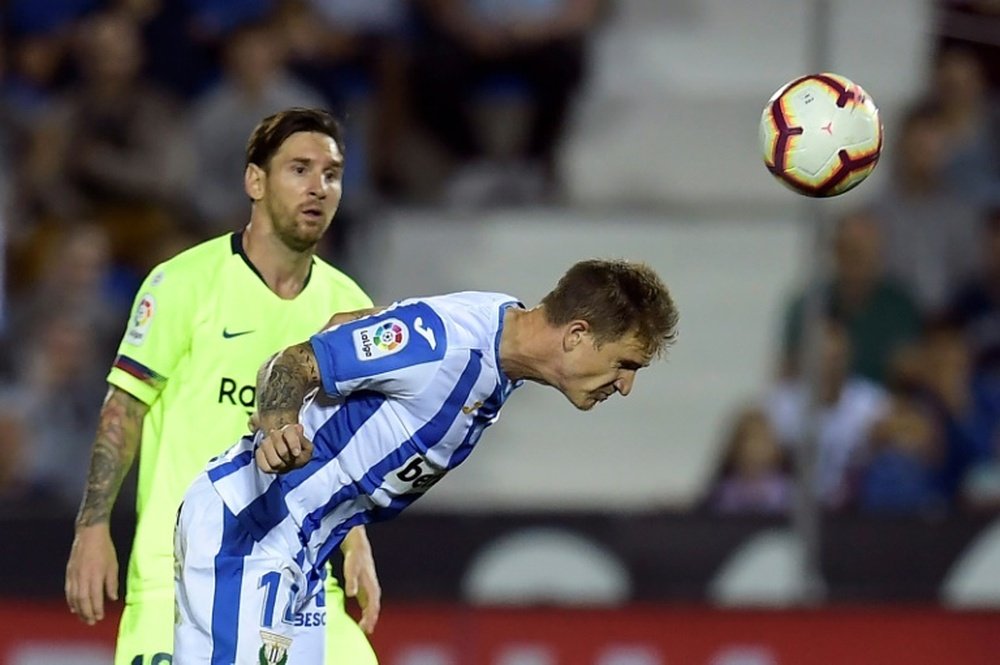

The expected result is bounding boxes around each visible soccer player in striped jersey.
[65,108,382,665]
[174,259,679,663]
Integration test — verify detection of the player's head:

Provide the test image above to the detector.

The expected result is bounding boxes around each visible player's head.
[540,259,678,410]
[244,108,346,252]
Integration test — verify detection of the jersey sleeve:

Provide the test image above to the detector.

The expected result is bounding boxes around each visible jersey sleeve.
[309,301,447,398]
[106,262,200,405]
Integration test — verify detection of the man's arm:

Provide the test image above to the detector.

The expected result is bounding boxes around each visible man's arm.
[256,341,321,433]
[65,386,148,625]
[254,342,322,472]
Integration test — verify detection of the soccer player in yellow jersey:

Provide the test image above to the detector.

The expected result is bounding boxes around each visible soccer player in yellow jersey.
[65,108,381,665]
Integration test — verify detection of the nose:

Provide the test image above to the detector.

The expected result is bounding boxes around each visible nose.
[308,172,326,199]
[615,371,636,397]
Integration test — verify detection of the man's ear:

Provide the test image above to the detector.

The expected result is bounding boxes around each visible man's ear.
[562,320,590,352]
[245,163,265,201]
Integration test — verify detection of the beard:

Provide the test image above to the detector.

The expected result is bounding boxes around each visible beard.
[267,200,331,253]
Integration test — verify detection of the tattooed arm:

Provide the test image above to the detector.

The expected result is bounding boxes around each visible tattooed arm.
[65,386,148,624]
[254,342,322,473]
[256,342,322,433]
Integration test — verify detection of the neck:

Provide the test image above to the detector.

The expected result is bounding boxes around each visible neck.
[242,219,315,299]
[498,307,557,385]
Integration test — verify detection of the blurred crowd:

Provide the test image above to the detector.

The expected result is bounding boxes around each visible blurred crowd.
[1,0,999,521]
[705,28,1000,518]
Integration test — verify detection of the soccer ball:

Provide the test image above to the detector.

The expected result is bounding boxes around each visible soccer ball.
[759,73,882,197]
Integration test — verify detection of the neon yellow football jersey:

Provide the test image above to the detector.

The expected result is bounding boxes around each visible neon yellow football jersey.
[108,231,372,600]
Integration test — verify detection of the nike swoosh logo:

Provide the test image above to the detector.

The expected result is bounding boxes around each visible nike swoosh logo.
[413,317,436,350]
[222,328,255,339]
[462,400,484,415]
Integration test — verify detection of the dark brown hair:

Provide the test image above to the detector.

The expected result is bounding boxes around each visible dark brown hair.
[245,107,345,171]
[541,259,679,356]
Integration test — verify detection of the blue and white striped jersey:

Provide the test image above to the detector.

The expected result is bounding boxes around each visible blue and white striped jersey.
[204,291,523,578]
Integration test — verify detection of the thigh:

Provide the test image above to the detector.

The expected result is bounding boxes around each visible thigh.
[115,595,175,665]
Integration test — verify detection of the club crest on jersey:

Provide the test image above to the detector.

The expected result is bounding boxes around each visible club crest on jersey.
[258,630,291,665]
[353,318,409,361]
[125,294,155,346]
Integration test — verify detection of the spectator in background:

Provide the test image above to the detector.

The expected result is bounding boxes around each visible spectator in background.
[190,18,327,234]
[277,0,411,199]
[410,0,601,206]
[781,209,922,386]
[767,319,889,510]
[857,381,949,515]
[705,405,792,516]
[22,9,194,280]
[919,320,998,492]
[927,46,1000,204]
[110,0,217,100]
[14,312,107,512]
[946,206,1000,373]
[0,391,56,512]
[868,101,982,316]
[2,2,80,128]
[876,319,1000,512]
[2,225,127,369]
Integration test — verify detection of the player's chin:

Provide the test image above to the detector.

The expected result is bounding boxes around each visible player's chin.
[296,215,329,235]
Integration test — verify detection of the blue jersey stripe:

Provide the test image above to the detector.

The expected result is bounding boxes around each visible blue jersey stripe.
[312,510,369,580]
[237,480,290,541]
[208,449,254,482]
[300,350,484,548]
[310,392,387,463]
[210,507,254,665]
[237,392,386,540]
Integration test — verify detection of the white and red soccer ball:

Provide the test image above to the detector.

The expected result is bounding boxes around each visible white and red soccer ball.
[760,73,883,197]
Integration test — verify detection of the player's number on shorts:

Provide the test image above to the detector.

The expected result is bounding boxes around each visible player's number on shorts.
[258,571,296,628]
[130,654,171,664]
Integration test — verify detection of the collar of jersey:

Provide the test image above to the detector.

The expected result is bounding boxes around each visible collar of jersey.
[231,229,314,292]
[496,299,525,394]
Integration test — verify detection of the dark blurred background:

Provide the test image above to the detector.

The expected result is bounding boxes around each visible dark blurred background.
[1,0,1000,663]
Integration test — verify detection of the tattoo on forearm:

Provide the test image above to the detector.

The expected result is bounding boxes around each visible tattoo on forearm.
[257,343,320,430]
[76,388,147,527]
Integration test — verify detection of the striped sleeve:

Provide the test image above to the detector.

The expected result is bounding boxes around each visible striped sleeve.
[309,301,447,398]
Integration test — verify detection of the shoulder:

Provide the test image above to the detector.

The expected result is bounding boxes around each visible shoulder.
[423,292,520,345]
[309,258,373,305]
[132,235,232,302]
[360,300,448,360]
[154,234,233,278]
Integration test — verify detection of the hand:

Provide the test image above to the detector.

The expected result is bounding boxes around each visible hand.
[341,527,381,634]
[255,424,313,473]
[65,524,119,625]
